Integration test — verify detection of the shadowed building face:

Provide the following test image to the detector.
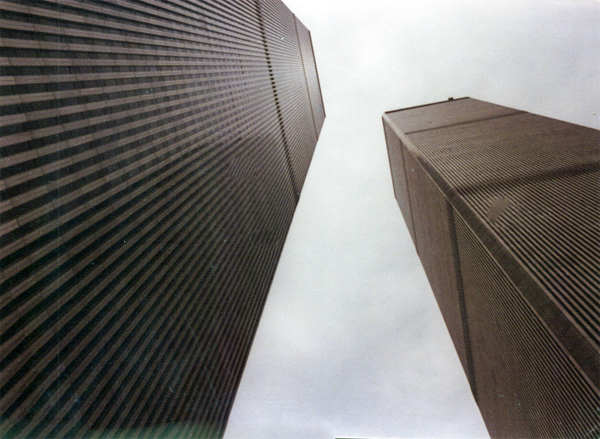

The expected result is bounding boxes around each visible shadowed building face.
[383,98,599,438]
[0,1,324,438]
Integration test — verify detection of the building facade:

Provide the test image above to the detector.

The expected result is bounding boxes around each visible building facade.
[0,1,324,438]
[383,98,599,438]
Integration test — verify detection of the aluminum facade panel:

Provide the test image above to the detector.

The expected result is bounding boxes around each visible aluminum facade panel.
[295,17,325,136]
[406,107,600,366]
[383,121,416,247]
[260,0,318,194]
[383,98,600,438]
[403,150,471,382]
[456,212,600,438]
[0,1,325,438]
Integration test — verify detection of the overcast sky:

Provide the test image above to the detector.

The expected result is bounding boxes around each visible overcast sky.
[224,1,600,438]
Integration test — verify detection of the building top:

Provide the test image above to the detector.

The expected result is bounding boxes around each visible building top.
[385,97,518,134]
[383,98,600,385]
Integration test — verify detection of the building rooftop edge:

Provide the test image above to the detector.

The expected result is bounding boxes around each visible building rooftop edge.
[383,96,470,115]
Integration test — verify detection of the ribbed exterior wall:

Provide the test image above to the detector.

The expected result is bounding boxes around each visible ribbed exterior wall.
[0,1,325,438]
[260,0,319,194]
[295,18,325,137]
[383,98,599,438]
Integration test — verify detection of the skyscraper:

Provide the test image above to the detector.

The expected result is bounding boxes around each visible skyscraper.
[0,1,324,438]
[383,98,599,438]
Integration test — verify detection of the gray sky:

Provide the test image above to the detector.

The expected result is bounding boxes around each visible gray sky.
[224,1,600,438]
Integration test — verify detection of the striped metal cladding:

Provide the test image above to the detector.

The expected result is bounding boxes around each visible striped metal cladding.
[295,18,325,136]
[402,150,474,392]
[383,121,416,246]
[456,212,600,439]
[0,1,325,438]
[383,98,600,438]
[260,0,319,194]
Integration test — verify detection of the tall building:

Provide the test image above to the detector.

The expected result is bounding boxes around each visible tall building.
[383,98,599,438]
[0,1,324,438]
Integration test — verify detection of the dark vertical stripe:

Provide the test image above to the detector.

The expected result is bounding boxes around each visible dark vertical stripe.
[447,204,477,401]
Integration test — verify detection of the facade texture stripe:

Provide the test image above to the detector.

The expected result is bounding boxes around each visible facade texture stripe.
[383,98,599,438]
[0,1,325,438]
[447,204,477,401]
